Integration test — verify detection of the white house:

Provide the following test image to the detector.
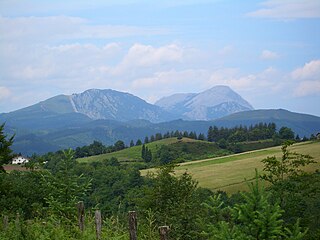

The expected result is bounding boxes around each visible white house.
[12,156,29,165]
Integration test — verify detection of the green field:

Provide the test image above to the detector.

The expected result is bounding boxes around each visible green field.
[77,137,209,163]
[141,141,320,194]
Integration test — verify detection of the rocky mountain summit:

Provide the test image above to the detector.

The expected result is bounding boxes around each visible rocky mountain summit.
[155,85,254,120]
[70,89,175,122]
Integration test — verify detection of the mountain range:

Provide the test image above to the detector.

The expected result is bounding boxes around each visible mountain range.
[1,86,319,155]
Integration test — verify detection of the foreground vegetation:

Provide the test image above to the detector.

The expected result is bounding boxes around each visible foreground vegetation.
[1,123,320,239]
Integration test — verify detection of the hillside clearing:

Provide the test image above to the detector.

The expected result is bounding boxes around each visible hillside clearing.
[141,141,320,193]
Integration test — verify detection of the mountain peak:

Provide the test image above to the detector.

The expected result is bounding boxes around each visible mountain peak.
[69,88,174,122]
[155,85,253,120]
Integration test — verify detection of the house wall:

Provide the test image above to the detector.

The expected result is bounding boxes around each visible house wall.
[12,157,29,164]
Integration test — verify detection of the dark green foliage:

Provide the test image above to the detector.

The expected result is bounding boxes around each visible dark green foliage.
[137,165,201,239]
[261,141,315,185]
[234,175,284,240]
[198,173,307,240]
[141,144,146,160]
[155,133,163,141]
[196,133,204,140]
[260,141,319,239]
[207,122,279,143]
[72,159,144,216]
[0,171,50,219]
[141,144,152,163]
[156,145,176,165]
[279,127,295,140]
[75,140,106,158]
[270,173,320,239]
[0,123,14,172]
[135,139,142,146]
[145,148,152,163]
[44,149,91,220]
[236,139,278,152]
[74,139,131,158]
[114,140,125,151]
[130,140,135,147]
[155,141,229,165]
[150,135,155,142]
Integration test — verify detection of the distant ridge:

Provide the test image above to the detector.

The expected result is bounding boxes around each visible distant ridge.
[214,109,320,137]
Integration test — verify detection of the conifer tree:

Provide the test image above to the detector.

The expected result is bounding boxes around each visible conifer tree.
[136,139,142,146]
[141,144,146,160]
[0,123,14,172]
[44,149,91,220]
[145,147,152,163]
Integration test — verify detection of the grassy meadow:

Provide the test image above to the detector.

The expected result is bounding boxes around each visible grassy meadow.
[142,141,320,194]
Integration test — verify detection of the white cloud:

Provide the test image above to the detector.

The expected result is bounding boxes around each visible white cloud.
[248,0,320,19]
[131,69,210,103]
[0,86,11,100]
[291,60,320,97]
[111,43,200,77]
[120,43,183,67]
[291,60,320,80]
[260,50,279,60]
[207,68,276,91]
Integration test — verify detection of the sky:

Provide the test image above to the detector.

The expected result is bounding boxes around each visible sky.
[0,0,320,116]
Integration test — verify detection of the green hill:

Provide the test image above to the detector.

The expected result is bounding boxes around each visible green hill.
[77,137,224,163]
[141,141,320,193]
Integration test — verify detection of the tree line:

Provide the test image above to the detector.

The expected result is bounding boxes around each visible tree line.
[72,122,300,159]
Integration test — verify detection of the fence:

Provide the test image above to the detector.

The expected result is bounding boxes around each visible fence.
[2,201,170,240]
[76,201,169,240]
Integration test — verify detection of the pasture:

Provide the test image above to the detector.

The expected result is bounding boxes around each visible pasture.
[142,141,320,193]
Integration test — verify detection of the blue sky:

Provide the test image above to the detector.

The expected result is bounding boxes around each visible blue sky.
[0,0,320,116]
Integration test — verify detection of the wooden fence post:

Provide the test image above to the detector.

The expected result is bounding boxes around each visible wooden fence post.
[159,226,170,240]
[95,210,102,240]
[3,215,8,231]
[128,211,137,240]
[15,213,20,229]
[77,201,85,232]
